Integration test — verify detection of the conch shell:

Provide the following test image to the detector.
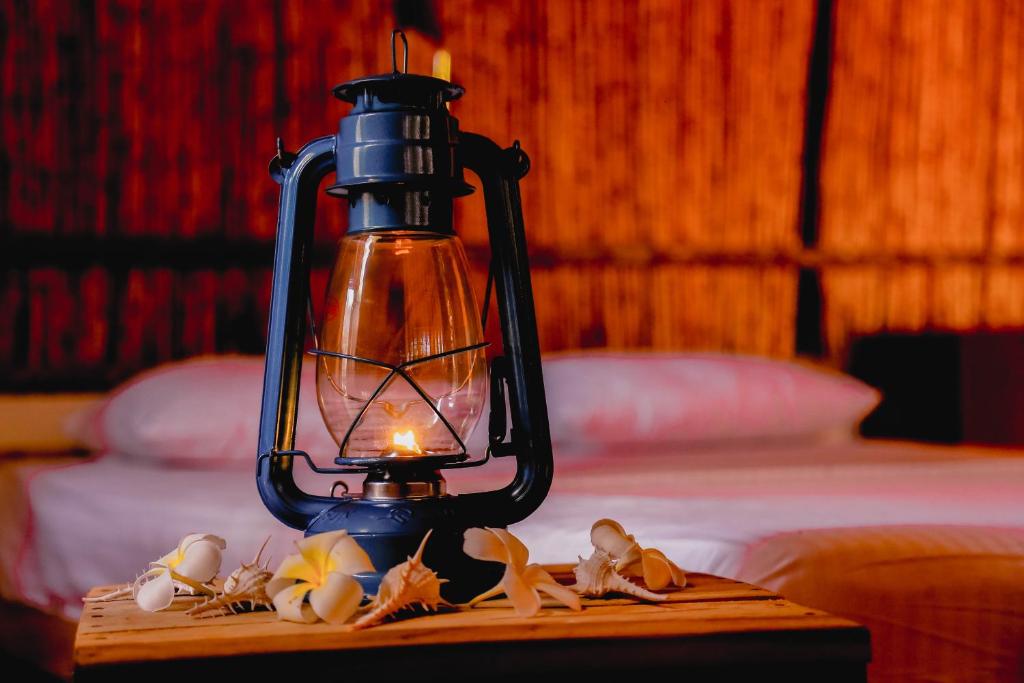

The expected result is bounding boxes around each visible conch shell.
[188,538,274,617]
[570,549,666,602]
[464,527,581,617]
[353,531,450,629]
[266,530,374,624]
[590,519,686,590]
[83,533,225,612]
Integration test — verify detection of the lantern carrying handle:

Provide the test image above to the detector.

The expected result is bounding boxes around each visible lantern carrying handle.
[391,29,409,74]
[257,134,339,530]
[455,132,553,529]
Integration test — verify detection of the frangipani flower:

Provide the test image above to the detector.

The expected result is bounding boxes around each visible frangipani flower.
[132,534,226,612]
[266,530,375,624]
[464,527,581,617]
[590,519,686,590]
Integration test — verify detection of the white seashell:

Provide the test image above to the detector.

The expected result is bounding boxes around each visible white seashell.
[570,549,667,602]
[353,531,450,629]
[188,538,275,618]
[589,519,686,591]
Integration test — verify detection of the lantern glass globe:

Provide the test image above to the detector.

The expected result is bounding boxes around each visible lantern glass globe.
[316,230,487,459]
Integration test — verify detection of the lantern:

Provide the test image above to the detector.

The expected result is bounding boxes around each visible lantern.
[257,31,551,599]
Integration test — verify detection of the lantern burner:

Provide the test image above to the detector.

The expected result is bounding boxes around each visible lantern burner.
[361,466,446,501]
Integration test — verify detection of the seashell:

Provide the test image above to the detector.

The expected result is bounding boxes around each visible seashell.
[188,538,274,618]
[590,519,686,591]
[570,549,667,602]
[353,531,451,629]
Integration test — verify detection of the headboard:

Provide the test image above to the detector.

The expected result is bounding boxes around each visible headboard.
[3,0,1023,391]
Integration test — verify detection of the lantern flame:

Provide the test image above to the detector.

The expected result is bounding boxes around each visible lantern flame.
[392,430,423,455]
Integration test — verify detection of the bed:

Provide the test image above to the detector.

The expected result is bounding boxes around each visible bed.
[3,354,1024,682]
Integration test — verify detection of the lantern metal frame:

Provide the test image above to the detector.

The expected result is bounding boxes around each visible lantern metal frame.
[255,32,553,598]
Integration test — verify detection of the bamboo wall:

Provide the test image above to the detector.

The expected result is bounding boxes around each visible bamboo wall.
[438,0,811,356]
[819,0,1024,356]
[2,0,1022,390]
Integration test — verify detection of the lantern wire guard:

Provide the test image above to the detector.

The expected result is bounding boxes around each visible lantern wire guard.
[309,343,490,464]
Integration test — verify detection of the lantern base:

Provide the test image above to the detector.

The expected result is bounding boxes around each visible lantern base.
[305,495,503,602]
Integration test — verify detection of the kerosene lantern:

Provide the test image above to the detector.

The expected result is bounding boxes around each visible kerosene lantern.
[257,31,551,598]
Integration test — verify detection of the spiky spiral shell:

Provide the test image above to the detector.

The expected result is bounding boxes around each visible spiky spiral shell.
[187,560,273,617]
[571,550,667,602]
[353,543,449,629]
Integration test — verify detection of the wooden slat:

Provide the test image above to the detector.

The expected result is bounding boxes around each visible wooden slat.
[74,571,863,669]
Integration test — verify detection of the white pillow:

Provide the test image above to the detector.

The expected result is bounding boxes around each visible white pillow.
[67,352,879,467]
[542,352,880,446]
[68,356,339,469]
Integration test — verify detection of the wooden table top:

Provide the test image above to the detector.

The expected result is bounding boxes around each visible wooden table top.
[75,565,869,680]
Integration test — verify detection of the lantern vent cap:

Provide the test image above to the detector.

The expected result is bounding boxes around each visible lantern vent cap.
[332,73,464,110]
[332,29,463,111]
[327,29,472,231]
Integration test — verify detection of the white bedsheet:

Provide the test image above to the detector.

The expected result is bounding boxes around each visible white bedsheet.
[6,440,1024,682]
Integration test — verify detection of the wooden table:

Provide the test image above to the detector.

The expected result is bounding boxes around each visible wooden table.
[75,566,869,682]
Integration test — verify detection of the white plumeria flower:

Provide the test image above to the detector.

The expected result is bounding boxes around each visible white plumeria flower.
[464,527,581,617]
[132,534,226,612]
[266,530,375,624]
[591,519,686,590]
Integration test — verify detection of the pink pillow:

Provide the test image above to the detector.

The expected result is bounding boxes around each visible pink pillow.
[68,352,879,468]
[69,356,339,469]
[542,353,880,446]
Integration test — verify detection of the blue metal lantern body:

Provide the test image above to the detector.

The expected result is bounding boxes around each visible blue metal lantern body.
[256,43,551,600]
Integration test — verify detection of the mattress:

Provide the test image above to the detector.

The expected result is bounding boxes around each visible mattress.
[5,439,1024,682]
